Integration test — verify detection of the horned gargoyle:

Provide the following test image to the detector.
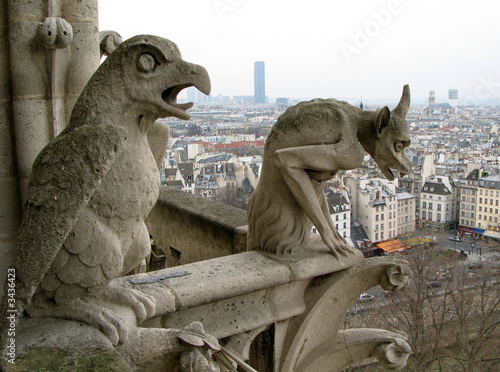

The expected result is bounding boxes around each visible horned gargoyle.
[0,35,211,349]
[248,85,411,258]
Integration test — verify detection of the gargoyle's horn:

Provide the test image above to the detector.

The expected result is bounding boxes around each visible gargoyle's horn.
[393,84,410,116]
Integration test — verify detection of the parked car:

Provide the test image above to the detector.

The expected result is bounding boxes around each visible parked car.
[359,293,375,302]
[449,236,461,242]
[426,281,441,289]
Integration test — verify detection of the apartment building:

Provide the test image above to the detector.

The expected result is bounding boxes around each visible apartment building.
[420,175,458,231]
[476,174,500,231]
[458,168,479,236]
[397,192,417,235]
[356,179,398,243]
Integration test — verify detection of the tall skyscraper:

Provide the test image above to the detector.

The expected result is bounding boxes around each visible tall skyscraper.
[254,61,265,104]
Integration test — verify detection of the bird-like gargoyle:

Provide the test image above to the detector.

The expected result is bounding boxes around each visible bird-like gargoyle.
[2,35,210,345]
[248,85,411,258]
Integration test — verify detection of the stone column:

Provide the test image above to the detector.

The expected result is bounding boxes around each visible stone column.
[62,0,99,122]
[2,0,100,295]
[8,0,52,205]
[0,0,21,298]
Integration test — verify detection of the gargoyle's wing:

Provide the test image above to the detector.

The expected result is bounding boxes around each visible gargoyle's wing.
[11,124,127,314]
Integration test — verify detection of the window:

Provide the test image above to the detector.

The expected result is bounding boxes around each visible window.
[375,233,378,240]
[343,222,346,229]
[428,212,433,220]
[423,202,427,208]
[438,204,442,211]
[437,213,441,221]
[381,214,385,220]
[376,215,379,221]
[429,203,433,210]
[422,211,427,219]
[381,232,384,240]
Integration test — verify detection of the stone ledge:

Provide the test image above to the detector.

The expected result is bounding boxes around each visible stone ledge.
[145,187,248,266]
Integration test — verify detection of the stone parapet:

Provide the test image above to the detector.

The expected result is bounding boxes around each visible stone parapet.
[145,186,248,267]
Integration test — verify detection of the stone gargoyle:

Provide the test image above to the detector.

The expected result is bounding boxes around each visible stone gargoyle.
[248,85,411,258]
[1,35,211,350]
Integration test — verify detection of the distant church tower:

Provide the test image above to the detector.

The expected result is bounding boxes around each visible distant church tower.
[428,91,436,105]
[254,61,265,104]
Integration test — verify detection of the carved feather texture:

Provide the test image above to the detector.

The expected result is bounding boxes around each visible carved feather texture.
[13,125,127,311]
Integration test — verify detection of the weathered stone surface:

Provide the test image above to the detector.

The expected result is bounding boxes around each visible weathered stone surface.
[11,318,131,372]
[248,85,411,259]
[1,35,211,353]
[146,187,248,266]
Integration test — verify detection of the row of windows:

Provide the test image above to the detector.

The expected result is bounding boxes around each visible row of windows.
[398,216,413,224]
[461,196,476,202]
[421,194,448,200]
[397,206,413,214]
[479,198,499,205]
[375,211,397,221]
[479,189,500,197]
[477,215,499,223]
[421,211,449,221]
[462,188,476,196]
[375,222,395,230]
[334,213,348,221]
[461,211,475,218]
[421,202,448,211]
[374,230,396,241]
[479,207,499,214]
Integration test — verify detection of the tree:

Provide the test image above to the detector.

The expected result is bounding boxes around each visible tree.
[443,263,500,371]
[362,244,500,372]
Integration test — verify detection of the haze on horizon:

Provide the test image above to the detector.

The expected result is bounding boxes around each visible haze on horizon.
[99,0,500,105]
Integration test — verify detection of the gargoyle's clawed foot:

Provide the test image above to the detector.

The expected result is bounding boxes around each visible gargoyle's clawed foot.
[323,235,354,259]
[27,296,129,346]
[94,281,156,323]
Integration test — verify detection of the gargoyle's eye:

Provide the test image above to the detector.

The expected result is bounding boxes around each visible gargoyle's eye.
[394,142,404,152]
[137,53,157,72]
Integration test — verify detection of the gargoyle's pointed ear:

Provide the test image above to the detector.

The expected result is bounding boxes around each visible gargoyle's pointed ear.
[375,106,391,138]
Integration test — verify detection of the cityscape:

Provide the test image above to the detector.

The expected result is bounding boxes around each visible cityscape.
[3,1,500,370]
[161,61,500,257]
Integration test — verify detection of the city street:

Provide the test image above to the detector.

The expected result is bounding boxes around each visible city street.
[433,231,500,262]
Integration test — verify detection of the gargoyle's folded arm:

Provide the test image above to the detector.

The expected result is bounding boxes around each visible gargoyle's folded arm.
[274,142,362,257]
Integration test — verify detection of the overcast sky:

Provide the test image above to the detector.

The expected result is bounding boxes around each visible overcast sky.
[99,0,500,105]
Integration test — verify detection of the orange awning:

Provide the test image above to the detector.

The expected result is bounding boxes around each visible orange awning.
[376,239,408,253]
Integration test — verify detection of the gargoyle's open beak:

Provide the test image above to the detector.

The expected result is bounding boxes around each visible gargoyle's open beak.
[161,62,211,120]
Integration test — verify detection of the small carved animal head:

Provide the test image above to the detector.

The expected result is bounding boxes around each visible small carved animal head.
[370,85,412,181]
[117,35,211,120]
